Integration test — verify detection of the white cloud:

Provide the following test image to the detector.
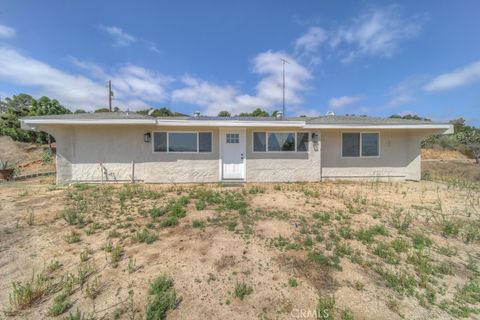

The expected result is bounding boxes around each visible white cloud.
[424,60,480,92]
[385,75,427,107]
[331,6,421,63]
[0,46,171,110]
[294,6,422,65]
[172,51,311,116]
[295,27,328,54]
[0,24,15,39]
[328,95,362,109]
[71,57,173,106]
[100,25,136,47]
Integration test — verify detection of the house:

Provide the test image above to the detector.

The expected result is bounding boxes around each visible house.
[20,112,453,184]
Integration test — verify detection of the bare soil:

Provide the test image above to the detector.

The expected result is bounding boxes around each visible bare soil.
[421,148,471,160]
[0,177,479,320]
[0,136,55,175]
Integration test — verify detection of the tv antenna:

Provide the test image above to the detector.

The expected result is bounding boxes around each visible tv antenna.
[108,80,114,112]
[281,58,289,117]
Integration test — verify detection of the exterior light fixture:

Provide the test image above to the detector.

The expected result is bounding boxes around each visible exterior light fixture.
[144,132,151,142]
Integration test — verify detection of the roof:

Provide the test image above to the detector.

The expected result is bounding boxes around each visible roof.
[21,112,154,120]
[305,115,442,125]
[19,112,453,133]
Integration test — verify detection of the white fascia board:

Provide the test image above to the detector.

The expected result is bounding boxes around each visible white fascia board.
[155,119,306,127]
[303,123,454,133]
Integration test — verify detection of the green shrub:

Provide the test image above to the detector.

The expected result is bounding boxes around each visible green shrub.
[160,216,179,228]
[195,200,206,210]
[316,296,335,320]
[9,273,51,310]
[234,282,253,300]
[192,219,205,228]
[47,292,71,316]
[134,229,158,244]
[312,211,331,223]
[288,277,298,287]
[374,242,399,265]
[356,225,388,243]
[411,234,433,250]
[442,220,460,237]
[248,186,265,194]
[62,209,84,226]
[149,207,165,219]
[145,275,176,320]
[308,251,342,270]
[65,230,81,244]
[378,268,417,296]
[391,238,410,253]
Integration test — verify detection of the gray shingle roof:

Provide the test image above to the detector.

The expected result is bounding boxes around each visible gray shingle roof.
[155,116,305,121]
[305,115,445,125]
[20,113,448,125]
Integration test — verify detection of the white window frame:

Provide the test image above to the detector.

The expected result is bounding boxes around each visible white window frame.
[152,131,213,154]
[252,131,309,153]
[341,131,380,158]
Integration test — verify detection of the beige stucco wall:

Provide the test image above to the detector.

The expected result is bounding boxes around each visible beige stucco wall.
[321,129,426,181]
[39,125,220,184]
[37,124,432,184]
[245,128,321,182]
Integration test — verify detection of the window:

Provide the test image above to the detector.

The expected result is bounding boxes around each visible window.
[153,132,167,152]
[169,132,197,152]
[342,133,360,157]
[226,133,239,144]
[199,132,212,152]
[269,133,295,151]
[253,132,309,152]
[297,132,309,152]
[361,133,379,157]
[342,132,379,158]
[253,132,266,152]
[153,132,212,153]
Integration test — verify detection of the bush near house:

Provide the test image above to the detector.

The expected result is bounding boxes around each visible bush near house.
[421,118,480,163]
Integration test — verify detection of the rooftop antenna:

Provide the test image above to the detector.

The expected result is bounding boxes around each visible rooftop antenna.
[108,80,114,112]
[281,58,289,117]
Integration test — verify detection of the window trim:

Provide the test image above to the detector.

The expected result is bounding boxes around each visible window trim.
[252,131,309,153]
[152,131,213,154]
[341,131,380,158]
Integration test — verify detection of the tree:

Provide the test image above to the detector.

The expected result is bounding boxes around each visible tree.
[113,106,121,112]
[0,94,34,111]
[218,111,231,117]
[389,114,431,121]
[94,108,110,113]
[136,107,186,117]
[238,108,269,117]
[150,107,174,117]
[74,109,87,114]
[0,94,71,144]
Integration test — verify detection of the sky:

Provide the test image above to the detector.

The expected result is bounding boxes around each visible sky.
[0,1,479,124]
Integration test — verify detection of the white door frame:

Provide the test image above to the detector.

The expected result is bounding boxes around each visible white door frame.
[219,128,246,181]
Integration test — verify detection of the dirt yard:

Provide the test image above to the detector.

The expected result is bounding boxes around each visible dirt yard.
[0,177,479,320]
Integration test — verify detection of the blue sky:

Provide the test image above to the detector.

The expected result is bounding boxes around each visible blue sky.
[0,1,479,124]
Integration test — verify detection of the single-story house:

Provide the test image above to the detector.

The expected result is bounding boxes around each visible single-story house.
[20,113,453,184]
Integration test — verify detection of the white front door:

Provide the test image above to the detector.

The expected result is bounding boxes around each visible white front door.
[221,129,246,180]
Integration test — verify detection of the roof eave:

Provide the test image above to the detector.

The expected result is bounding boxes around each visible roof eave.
[155,119,306,127]
[304,123,454,134]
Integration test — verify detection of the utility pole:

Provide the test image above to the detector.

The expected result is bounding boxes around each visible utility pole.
[108,80,113,112]
[281,58,289,116]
